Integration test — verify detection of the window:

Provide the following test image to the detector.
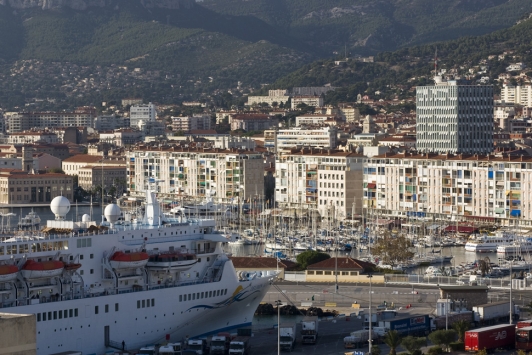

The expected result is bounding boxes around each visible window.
[179,295,182,302]
[115,303,119,312]
[74,309,78,317]
[53,311,57,319]
[69,309,73,317]
[64,310,68,318]
[43,313,46,321]
[59,311,62,319]
[90,269,94,274]
[95,306,99,315]
[307,271,315,275]
[137,300,141,309]
[201,292,204,298]
[147,298,150,307]
[37,313,41,322]
[90,254,94,259]
[105,305,109,313]
[324,271,332,275]
[316,271,323,275]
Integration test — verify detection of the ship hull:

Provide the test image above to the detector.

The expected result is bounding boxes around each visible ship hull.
[7,260,274,355]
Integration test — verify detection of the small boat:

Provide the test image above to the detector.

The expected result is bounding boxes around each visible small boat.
[146,252,197,270]
[21,260,64,279]
[0,264,18,282]
[63,262,82,271]
[110,251,149,269]
[18,210,41,230]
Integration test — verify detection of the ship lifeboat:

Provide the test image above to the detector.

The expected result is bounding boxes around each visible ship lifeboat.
[0,264,18,282]
[21,260,64,280]
[110,251,149,269]
[146,252,197,271]
[63,262,82,271]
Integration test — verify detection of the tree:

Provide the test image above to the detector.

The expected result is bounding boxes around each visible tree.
[48,167,65,174]
[452,320,470,343]
[428,330,456,352]
[296,250,330,269]
[383,330,402,355]
[372,345,381,355]
[372,233,415,268]
[401,336,426,354]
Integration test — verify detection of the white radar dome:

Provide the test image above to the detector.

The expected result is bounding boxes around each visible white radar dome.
[104,204,121,224]
[81,214,90,222]
[50,196,71,220]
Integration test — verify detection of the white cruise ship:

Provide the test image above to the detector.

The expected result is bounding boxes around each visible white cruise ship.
[0,190,276,355]
[464,232,515,253]
[496,236,532,254]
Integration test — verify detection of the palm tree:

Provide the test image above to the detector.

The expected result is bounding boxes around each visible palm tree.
[453,319,470,342]
[383,330,402,355]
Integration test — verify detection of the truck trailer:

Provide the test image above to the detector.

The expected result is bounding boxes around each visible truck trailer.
[376,314,431,336]
[344,330,378,349]
[301,316,319,344]
[516,326,532,350]
[464,324,516,352]
[472,301,520,325]
[279,323,297,351]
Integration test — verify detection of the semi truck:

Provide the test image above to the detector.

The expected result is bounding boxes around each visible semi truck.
[472,301,520,325]
[187,339,207,355]
[344,330,378,349]
[228,336,250,355]
[159,342,184,355]
[209,333,232,355]
[464,324,515,352]
[279,323,297,351]
[516,326,532,350]
[301,316,319,344]
[374,314,432,337]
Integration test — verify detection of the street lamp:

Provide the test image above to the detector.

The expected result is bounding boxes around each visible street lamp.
[368,273,373,355]
[275,300,282,355]
[510,260,513,324]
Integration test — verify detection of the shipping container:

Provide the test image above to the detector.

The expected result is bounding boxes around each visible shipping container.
[516,326,532,350]
[472,302,519,324]
[464,324,515,352]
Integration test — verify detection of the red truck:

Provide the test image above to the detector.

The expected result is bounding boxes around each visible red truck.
[465,324,515,352]
[516,326,532,350]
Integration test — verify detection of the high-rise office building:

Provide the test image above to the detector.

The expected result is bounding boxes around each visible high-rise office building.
[416,79,493,154]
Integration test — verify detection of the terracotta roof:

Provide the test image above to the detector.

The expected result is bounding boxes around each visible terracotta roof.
[307,257,374,271]
[62,154,103,163]
[230,256,297,270]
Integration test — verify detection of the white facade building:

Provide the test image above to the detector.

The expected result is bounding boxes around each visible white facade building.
[500,84,532,107]
[126,147,264,200]
[416,80,493,154]
[7,107,95,133]
[363,152,532,226]
[171,115,211,133]
[130,103,156,127]
[247,90,290,107]
[275,149,364,219]
[272,127,337,152]
[94,115,128,131]
[291,96,324,109]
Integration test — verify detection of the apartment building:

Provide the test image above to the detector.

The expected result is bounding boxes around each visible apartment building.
[7,107,96,133]
[363,152,532,226]
[500,84,532,107]
[268,127,337,152]
[247,90,290,106]
[94,115,128,131]
[130,103,156,127]
[295,114,337,126]
[275,148,364,219]
[78,165,127,192]
[0,170,73,204]
[416,80,494,154]
[230,115,279,131]
[126,147,264,200]
[171,115,211,133]
[291,96,324,109]
[6,132,59,144]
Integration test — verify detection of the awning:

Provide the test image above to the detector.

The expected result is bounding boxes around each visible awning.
[495,208,505,214]
[307,171,317,175]
[511,210,521,217]
[496,181,504,186]
[367,183,376,189]
[426,224,440,230]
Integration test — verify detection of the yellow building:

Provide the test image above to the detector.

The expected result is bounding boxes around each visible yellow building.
[306,257,382,283]
[230,257,297,280]
[0,170,73,204]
